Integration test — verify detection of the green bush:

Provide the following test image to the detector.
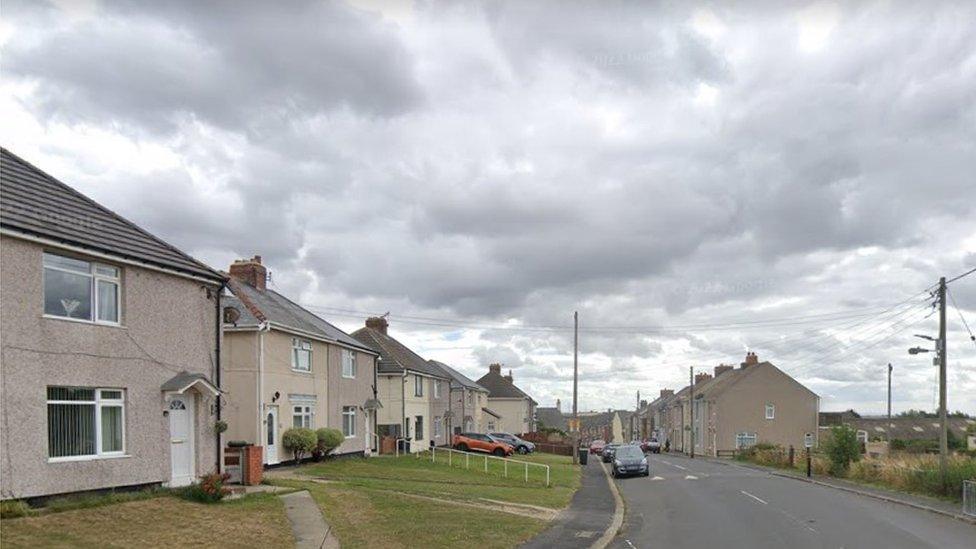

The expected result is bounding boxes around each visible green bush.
[824,425,861,476]
[283,427,317,464]
[0,500,31,518]
[316,428,344,458]
[179,472,231,503]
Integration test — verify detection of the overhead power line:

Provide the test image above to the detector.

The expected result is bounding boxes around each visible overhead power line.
[947,287,976,351]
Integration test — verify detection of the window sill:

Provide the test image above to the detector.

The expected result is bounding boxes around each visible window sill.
[42,315,125,329]
[290,369,312,374]
[48,454,131,463]
[341,375,356,380]
[344,435,356,439]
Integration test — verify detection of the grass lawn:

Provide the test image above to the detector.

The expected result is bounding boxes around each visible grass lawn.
[270,451,581,548]
[0,493,293,549]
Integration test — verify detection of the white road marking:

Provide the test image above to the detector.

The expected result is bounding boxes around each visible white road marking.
[740,490,768,505]
[650,476,665,481]
[671,463,688,471]
[685,475,698,480]
[624,540,638,549]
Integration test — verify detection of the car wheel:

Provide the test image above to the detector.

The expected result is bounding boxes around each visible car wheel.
[457,443,468,452]
[493,448,506,457]
[517,445,528,454]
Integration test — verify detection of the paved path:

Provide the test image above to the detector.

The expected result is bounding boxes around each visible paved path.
[279,490,339,549]
[521,458,618,548]
[611,453,975,549]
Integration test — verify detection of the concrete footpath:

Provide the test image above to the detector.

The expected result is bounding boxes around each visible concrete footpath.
[521,458,622,549]
[279,490,340,549]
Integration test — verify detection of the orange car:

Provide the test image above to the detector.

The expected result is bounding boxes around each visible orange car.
[452,433,514,456]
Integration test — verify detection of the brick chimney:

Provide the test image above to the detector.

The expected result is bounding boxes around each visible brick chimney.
[489,363,502,375]
[504,369,513,383]
[741,351,759,368]
[365,316,388,334]
[695,372,712,385]
[660,389,674,399]
[228,255,267,291]
[714,364,734,377]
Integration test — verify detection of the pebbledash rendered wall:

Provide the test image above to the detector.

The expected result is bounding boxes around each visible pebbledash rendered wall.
[0,236,221,500]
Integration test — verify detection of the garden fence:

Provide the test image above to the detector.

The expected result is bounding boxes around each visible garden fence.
[417,446,551,486]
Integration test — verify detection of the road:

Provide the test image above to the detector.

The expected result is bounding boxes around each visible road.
[611,452,975,549]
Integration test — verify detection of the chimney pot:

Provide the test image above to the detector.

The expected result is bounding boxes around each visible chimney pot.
[695,372,712,385]
[228,255,267,291]
[365,316,389,334]
[741,351,760,368]
[489,363,502,374]
[714,364,734,377]
[504,369,513,382]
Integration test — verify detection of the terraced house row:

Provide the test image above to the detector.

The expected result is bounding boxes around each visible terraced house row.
[0,149,538,500]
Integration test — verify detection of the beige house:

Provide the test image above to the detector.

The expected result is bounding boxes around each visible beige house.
[1,149,225,499]
[476,364,537,435]
[428,360,492,434]
[660,353,819,456]
[221,257,380,464]
[352,318,451,453]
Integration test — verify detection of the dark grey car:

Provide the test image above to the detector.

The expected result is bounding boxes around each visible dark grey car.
[611,444,649,478]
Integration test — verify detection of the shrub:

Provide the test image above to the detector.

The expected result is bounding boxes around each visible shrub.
[213,420,228,434]
[179,472,231,503]
[823,425,861,476]
[0,500,31,518]
[282,427,317,464]
[847,454,976,500]
[315,428,344,459]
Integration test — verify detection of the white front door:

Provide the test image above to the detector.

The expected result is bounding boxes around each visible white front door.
[169,395,195,487]
[265,406,279,464]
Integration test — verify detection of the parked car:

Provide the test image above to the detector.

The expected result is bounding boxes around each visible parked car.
[641,438,661,454]
[589,439,607,454]
[452,433,514,456]
[489,432,536,454]
[601,443,620,463]
[611,444,650,478]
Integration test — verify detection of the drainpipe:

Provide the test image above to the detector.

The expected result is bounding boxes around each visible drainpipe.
[257,321,269,451]
[401,369,407,448]
[214,281,225,473]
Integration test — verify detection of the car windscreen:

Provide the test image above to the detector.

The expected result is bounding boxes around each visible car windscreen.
[615,446,643,459]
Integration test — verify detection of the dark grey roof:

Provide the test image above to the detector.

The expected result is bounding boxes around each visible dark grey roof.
[161,372,220,395]
[351,327,449,378]
[476,370,537,404]
[1,148,224,283]
[838,416,972,440]
[482,407,502,419]
[428,360,488,392]
[536,407,568,431]
[225,280,376,354]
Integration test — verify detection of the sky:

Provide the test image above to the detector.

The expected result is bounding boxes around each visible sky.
[2,0,975,415]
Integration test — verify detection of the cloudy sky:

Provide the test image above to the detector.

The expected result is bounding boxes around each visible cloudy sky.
[3,0,975,415]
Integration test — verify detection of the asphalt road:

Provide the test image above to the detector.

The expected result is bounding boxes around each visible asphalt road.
[611,452,975,549]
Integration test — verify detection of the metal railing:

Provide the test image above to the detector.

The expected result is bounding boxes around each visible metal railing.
[417,445,551,486]
[394,438,418,457]
[964,480,975,517]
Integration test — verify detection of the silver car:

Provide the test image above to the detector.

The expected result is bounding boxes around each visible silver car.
[488,432,536,454]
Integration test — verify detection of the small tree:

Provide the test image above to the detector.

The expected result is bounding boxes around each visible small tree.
[282,428,317,464]
[315,428,344,459]
[824,425,860,476]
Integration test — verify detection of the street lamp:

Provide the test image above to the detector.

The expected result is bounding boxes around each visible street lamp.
[908,347,930,355]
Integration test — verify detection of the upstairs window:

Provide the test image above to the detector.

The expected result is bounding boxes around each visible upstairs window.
[433,380,440,399]
[44,253,120,324]
[292,338,312,371]
[341,349,356,378]
[765,404,775,420]
[414,376,424,397]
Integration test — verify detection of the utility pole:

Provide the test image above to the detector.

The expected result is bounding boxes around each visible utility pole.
[887,363,892,423]
[937,276,948,493]
[689,366,694,459]
[572,311,579,465]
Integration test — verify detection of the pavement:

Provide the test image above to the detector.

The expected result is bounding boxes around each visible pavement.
[610,452,976,549]
[279,490,339,549]
[521,456,620,549]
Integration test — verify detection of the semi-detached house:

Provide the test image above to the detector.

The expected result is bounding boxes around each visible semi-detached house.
[428,360,493,435]
[221,256,381,464]
[477,364,537,435]
[1,148,226,499]
[352,317,450,452]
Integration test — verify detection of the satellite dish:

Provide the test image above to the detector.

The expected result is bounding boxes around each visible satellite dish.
[223,306,241,324]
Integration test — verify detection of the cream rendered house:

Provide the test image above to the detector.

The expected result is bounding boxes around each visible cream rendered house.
[428,360,493,434]
[221,257,380,464]
[477,364,537,435]
[352,318,451,452]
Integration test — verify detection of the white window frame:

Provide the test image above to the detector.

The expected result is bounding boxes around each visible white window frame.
[292,404,313,428]
[765,403,775,420]
[342,406,356,438]
[43,253,121,325]
[414,375,424,397]
[47,387,126,461]
[856,430,869,444]
[434,416,442,438]
[292,338,312,372]
[341,349,356,379]
[433,380,440,399]
[487,420,496,431]
[735,432,757,449]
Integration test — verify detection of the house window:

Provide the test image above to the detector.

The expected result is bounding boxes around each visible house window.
[292,405,313,428]
[433,380,440,399]
[765,404,775,420]
[415,415,424,439]
[466,391,472,405]
[735,432,757,449]
[47,387,125,459]
[487,420,496,431]
[342,406,356,437]
[856,430,869,444]
[292,338,312,371]
[341,349,356,378]
[414,376,424,397]
[434,416,442,438]
[43,253,120,324]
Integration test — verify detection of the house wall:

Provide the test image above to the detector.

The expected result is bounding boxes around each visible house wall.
[488,398,531,435]
[428,376,449,447]
[713,364,818,453]
[0,236,219,499]
[375,373,432,452]
[324,346,375,455]
[222,331,260,445]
